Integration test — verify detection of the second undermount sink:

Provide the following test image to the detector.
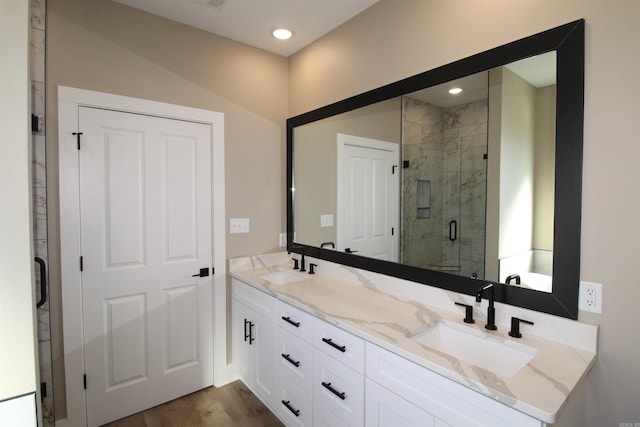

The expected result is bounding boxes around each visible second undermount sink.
[257,268,311,285]
[409,320,538,377]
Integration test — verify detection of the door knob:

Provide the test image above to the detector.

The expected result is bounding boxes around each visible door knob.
[192,268,210,277]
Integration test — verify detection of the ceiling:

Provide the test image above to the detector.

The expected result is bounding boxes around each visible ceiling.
[112,0,380,57]
[409,52,557,108]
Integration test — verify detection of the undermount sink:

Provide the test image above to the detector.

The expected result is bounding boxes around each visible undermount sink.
[409,320,538,377]
[257,268,311,285]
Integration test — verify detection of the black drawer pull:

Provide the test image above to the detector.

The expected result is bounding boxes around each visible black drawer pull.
[322,337,346,353]
[321,381,346,400]
[281,353,300,368]
[282,400,300,417]
[281,316,300,328]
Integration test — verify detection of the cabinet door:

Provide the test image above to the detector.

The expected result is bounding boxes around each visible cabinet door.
[365,379,434,427]
[253,309,277,410]
[232,299,254,387]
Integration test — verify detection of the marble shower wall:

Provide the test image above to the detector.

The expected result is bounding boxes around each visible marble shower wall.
[31,0,54,425]
[402,97,487,278]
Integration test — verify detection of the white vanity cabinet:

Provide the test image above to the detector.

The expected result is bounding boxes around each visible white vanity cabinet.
[231,276,567,427]
[231,278,277,411]
[365,343,543,427]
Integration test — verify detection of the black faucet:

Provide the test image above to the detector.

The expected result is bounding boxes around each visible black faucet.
[289,244,306,272]
[475,283,497,330]
[509,317,534,338]
[506,274,521,285]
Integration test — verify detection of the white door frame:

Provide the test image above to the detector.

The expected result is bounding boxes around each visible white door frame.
[58,86,228,427]
[336,133,399,261]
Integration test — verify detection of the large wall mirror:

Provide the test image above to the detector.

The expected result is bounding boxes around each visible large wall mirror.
[287,20,584,319]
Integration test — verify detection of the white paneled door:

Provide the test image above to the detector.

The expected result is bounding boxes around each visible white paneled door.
[337,134,399,262]
[78,107,214,426]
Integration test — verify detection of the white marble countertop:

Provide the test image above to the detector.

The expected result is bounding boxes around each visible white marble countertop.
[230,260,597,423]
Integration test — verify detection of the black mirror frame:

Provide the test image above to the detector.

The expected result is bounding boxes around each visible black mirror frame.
[287,20,584,319]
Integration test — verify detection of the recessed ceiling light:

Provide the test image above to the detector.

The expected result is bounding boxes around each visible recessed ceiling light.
[273,29,293,40]
[449,87,463,95]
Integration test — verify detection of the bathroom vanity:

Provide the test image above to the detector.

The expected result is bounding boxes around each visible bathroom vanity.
[230,253,597,427]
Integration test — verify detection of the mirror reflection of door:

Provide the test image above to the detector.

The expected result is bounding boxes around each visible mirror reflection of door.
[337,134,399,261]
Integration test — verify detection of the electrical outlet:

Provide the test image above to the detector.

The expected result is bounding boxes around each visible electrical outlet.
[320,214,334,228]
[279,233,287,247]
[230,218,250,234]
[579,281,603,314]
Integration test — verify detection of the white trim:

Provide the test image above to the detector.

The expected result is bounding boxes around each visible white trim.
[58,86,229,426]
[336,133,400,260]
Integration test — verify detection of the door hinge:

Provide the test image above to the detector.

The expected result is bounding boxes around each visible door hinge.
[80,256,84,272]
[83,374,87,390]
[73,132,83,150]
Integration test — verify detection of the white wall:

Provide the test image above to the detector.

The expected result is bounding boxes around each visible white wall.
[289,1,640,424]
[0,0,38,401]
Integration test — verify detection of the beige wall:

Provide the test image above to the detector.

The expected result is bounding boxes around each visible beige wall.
[0,0,38,401]
[294,98,401,246]
[47,0,288,417]
[289,0,640,424]
[498,67,536,260]
[533,84,556,250]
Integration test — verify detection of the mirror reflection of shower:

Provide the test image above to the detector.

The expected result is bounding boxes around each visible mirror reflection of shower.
[401,75,488,278]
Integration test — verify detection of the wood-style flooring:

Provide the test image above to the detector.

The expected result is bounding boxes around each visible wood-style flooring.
[103,380,284,427]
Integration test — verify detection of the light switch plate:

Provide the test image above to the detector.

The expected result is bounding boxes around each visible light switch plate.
[230,218,250,234]
[579,281,603,314]
[279,233,286,247]
[320,214,334,227]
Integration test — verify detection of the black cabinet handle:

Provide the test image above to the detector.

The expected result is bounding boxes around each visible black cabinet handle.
[321,382,346,400]
[281,400,300,417]
[321,337,346,353]
[281,316,300,328]
[345,248,358,253]
[281,353,300,368]
[35,257,46,308]
[243,319,255,344]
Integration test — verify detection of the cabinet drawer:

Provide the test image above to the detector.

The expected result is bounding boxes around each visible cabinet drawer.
[232,278,275,319]
[277,299,314,342]
[277,379,312,427]
[313,318,364,373]
[313,402,349,427]
[366,343,541,427]
[365,378,435,426]
[313,349,364,427]
[277,328,313,393]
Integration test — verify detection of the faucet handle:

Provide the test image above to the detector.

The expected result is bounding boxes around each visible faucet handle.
[292,258,300,270]
[509,317,534,338]
[454,302,475,324]
[309,263,317,274]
